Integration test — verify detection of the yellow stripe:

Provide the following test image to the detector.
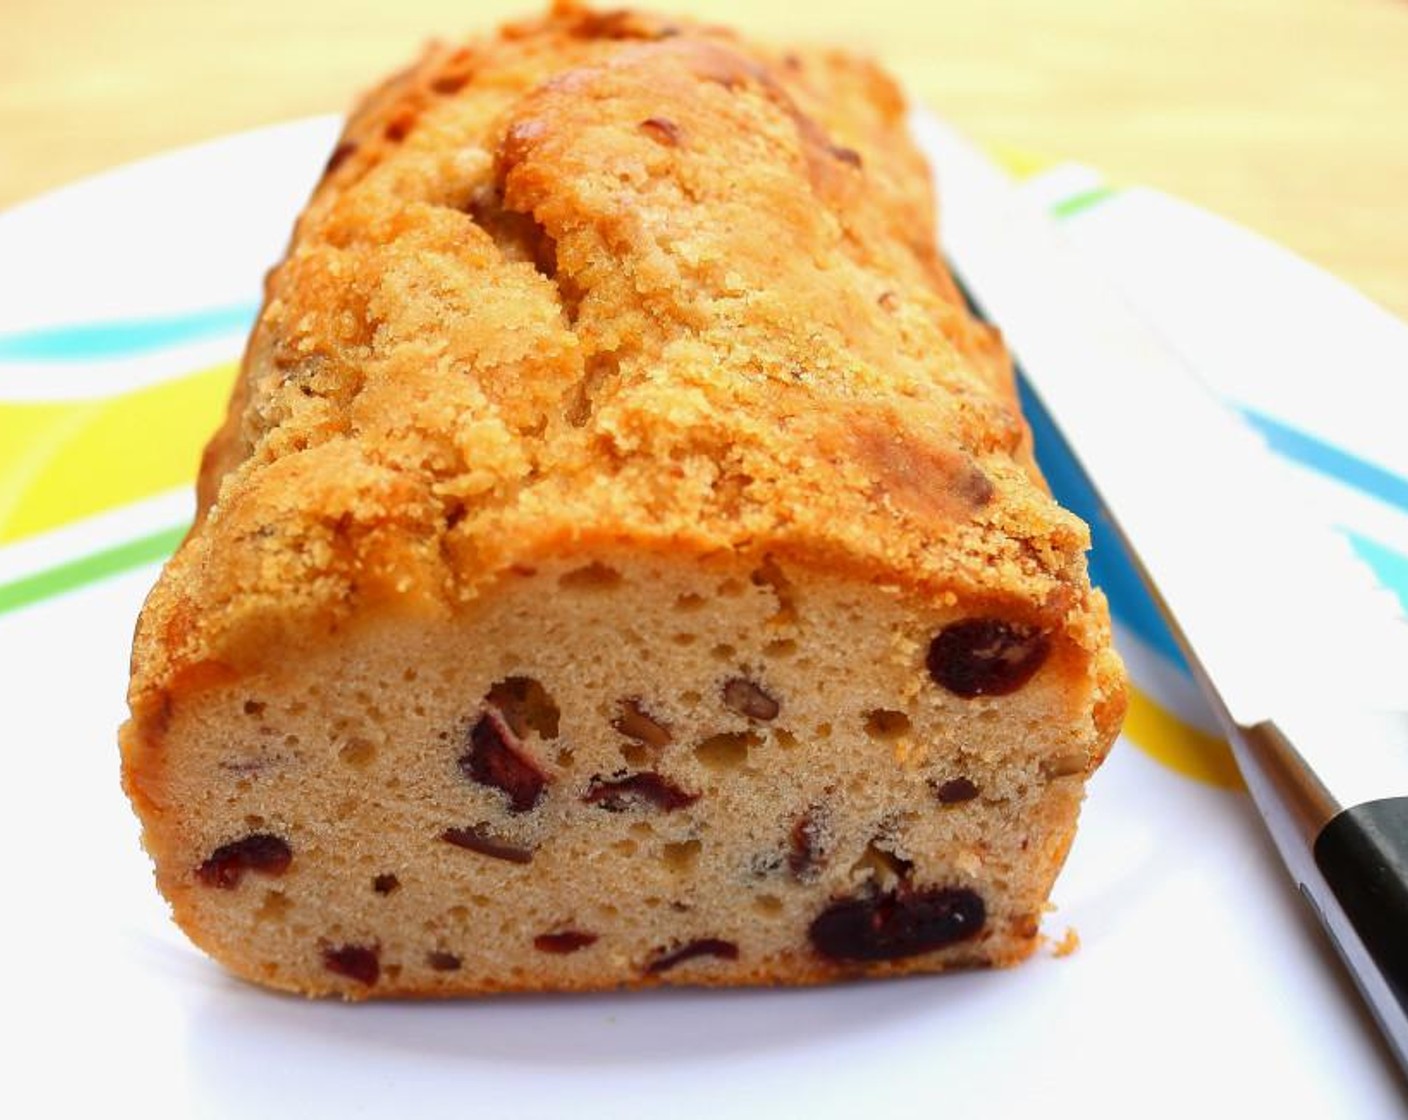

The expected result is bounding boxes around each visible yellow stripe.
[989,145,1061,181]
[0,362,236,544]
[1123,684,1243,790]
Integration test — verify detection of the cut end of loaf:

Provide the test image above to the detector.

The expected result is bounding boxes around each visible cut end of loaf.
[124,550,1119,998]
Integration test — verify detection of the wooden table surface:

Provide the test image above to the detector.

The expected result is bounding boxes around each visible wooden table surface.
[3,0,1405,319]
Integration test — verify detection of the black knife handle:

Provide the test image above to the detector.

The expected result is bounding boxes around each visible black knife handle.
[1314,799,1408,1051]
[1228,721,1408,1076]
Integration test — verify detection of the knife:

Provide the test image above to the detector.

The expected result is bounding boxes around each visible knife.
[913,114,1408,1074]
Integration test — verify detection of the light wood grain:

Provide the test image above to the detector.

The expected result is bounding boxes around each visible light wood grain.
[2,0,1405,318]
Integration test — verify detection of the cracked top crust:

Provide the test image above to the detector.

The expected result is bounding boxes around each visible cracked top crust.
[129,3,1109,706]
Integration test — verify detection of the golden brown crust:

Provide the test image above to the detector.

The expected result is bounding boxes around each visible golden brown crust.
[122,3,1125,998]
[128,3,1100,715]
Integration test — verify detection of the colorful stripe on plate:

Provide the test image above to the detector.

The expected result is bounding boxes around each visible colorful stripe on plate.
[0,304,257,363]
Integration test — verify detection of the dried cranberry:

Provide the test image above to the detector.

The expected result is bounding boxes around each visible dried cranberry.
[534,930,598,954]
[722,677,780,721]
[323,141,356,177]
[458,710,548,812]
[639,117,681,145]
[372,873,401,895]
[926,619,1049,697]
[432,72,470,96]
[808,887,985,962]
[583,772,699,812]
[384,111,416,143]
[196,833,292,889]
[441,824,533,864]
[569,9,677,40]
[646,938,739,974]
[934,777,979,804]
[426,950,462,971]
[323,943,380,985]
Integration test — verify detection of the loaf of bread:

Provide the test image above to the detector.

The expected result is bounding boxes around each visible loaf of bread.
[121,2,1125,998]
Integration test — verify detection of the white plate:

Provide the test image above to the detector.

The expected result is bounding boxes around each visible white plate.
[2,114,1406,1117]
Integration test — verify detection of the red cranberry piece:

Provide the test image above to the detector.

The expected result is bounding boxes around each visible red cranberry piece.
[934,777,979,804]
[639,117,681,145]
[722,677,780,720]
[830,144,863,168]
[426,950,462,971]
[196,833,292,889]
[432,72,470,96]
[926,619,1049,697]
[646,938,739,974]
[323,141,356,176]
[458,709,548,812]
[323,943,380,985]
[534,930,598,954]
[808,887,985,962]
[384,110,416,143]
[584,772,699,812]
[441,824,533,864]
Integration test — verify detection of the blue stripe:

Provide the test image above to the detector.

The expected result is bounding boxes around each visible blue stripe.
[1342,530,1408,614]
[1238,407,1408,517]
[1017,375,1190,670]
[0,303,258,363]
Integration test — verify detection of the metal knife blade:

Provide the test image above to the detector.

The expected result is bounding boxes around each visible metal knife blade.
[912,113,1408,1074]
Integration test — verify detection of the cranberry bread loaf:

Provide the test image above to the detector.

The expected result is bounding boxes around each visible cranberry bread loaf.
[121,2,1125,998]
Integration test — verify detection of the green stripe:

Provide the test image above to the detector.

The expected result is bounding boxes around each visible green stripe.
[0,523,187,616]
[1051,185,1118,220]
